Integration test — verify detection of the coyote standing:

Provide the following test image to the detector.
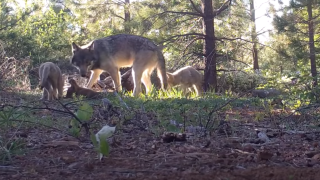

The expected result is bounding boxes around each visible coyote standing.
[70,34,167,97]
[39,62,64,100]
[66,79,102,99]
[166,66,203,96]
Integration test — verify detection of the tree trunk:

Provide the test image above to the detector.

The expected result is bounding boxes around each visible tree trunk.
[202,0,217,92]
[307,2,317,86]
[250,0,259,71]
[124,0,131,33]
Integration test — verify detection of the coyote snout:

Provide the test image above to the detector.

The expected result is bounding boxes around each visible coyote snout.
[79,68,87,77]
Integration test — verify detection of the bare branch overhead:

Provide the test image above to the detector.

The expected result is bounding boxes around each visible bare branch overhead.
[189,0,204,16]
[160,33,205,44]
[161,11,203,17]
[213,0,232,17]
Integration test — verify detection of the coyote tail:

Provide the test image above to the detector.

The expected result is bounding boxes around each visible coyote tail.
[156,49,168,90]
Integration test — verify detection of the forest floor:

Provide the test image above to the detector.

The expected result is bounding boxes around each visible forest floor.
[1,89,320,180]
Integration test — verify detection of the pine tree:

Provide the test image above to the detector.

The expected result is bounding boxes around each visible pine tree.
[273,0,320,86]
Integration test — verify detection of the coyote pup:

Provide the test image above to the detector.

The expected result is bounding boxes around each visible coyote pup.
[166,66,203,96]
[66,79,102,99]
[70,34,167,97]
[39,62,64,100]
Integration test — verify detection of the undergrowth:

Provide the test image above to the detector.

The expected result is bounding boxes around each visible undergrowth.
[0,87,300,165]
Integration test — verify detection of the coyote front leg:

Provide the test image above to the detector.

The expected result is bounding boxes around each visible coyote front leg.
[86,69,103,89]
[109,68,122,92]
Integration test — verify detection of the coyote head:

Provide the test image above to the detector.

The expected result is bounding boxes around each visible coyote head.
[71,42,96,77]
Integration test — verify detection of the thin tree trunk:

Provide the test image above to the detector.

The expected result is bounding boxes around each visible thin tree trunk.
[250,0,259,71]
[307,2,317,86]
[124,0,131,33]
[202,0,217,92]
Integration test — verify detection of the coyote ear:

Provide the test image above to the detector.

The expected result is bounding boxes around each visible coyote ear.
[88,42,94,52]
[72,42,80,52]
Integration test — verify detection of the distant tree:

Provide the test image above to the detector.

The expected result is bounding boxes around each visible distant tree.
[137,0,233,92]
[249,0,259,71]
[273,0,320,86]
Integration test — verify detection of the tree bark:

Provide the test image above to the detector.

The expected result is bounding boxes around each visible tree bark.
[250,0,259,71]
[124,0,131,33]
[202,0,217,92]
[307,2,317,86]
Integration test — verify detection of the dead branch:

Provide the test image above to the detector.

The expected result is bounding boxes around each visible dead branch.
[161,10,202,17]
[204,89,252,129]
[189,0,203,16]
[160,33,205,45]
[213,0,232,17]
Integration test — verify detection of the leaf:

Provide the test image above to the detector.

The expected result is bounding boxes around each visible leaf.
[76,102,93,121]
[90,131,99,148]
[69,119,80,137]
[167,124,180,132]
[99,135,110,157]
[70,118,80,128]
[94,125,116,160]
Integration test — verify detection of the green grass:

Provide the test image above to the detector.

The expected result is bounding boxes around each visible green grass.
[0,87,274,164]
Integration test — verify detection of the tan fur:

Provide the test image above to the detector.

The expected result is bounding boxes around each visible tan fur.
[66,79,102,99]
[166,66,203,96]
[39,62,64,100]
[70,34,167,97]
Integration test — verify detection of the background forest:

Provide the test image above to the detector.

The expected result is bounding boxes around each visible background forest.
[2,0,319,96]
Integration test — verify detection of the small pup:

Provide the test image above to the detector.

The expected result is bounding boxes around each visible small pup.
[39,62,64,100]
[166,66,203,96]
[66,79,102,99]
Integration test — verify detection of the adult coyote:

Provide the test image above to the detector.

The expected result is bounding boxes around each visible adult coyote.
[166,66,203,96]
[70,34,167,96]
[39,62,64,100]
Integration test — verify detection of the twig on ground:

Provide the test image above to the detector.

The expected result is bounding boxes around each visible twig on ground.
[204,90,251,130]
[0,166,21,171]
[56,99,90,134]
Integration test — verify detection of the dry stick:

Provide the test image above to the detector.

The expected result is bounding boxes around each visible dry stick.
[1,103,72,116]
[204,90,252,130]
[277,102,320,123]
[0,104,82,140]
[55,99,90,134]
[10,119,80,140]
[63,98,93,107]
[0,166,21,172]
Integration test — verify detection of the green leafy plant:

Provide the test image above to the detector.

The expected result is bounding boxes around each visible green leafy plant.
[0,106,27,164]
[90,131,110,158]
[68,100,114,159]
[91,125,115,160]
[69,101,93,137]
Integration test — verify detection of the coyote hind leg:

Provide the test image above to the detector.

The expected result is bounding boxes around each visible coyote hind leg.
[194,83,203,96]
[41,89,49,100]
[132,68,143,97]
[57,75,64,99]
[141,70,153,94]
[41,81,54,100]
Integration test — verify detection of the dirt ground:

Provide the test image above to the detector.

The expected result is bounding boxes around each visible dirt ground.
[1,91,320,180]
